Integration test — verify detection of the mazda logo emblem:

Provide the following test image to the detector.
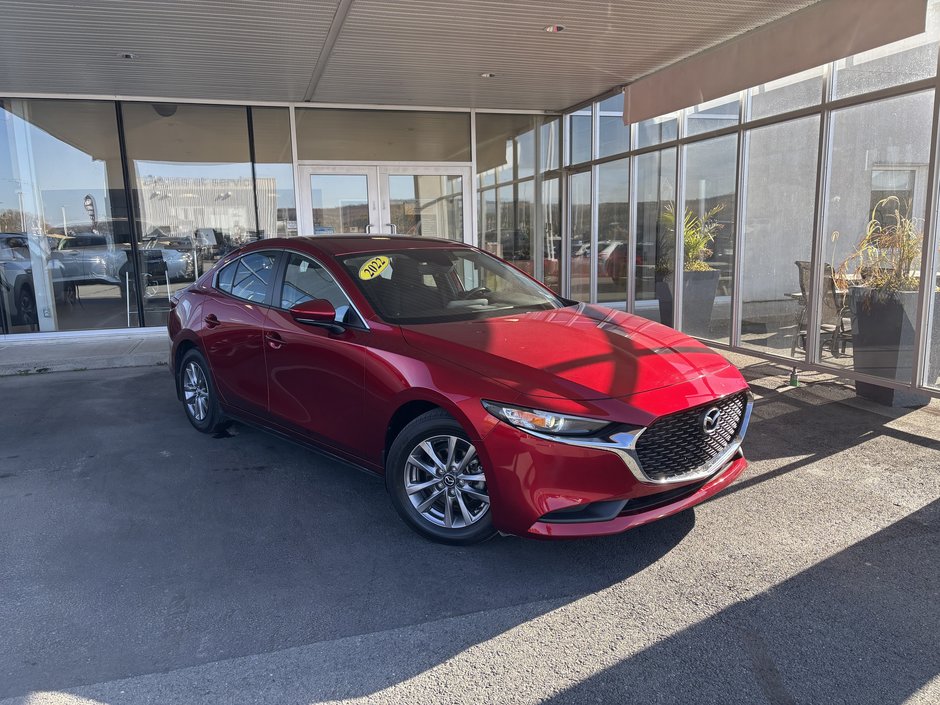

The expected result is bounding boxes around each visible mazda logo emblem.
[701,407,722,435]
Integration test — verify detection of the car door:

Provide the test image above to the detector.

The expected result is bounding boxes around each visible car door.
[263,251,367,456]
[200,250,280,418]
[54,236,85,282]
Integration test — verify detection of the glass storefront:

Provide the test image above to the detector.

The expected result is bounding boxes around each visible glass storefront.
[554,0,940,399]
[739,117,819,359]
[0,99,134,334]
[122,102,258,328]
[476,113,558,289]
[822,91,933,390]
[681,134,737,342]
[596,158,629,308]
[3,0,940,399]
[634,148,677,325]
[250,107,297,237]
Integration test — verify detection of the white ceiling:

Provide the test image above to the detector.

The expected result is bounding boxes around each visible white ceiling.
[0,0,822,111]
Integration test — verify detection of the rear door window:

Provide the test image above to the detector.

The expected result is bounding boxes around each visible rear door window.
[216,251,279,303]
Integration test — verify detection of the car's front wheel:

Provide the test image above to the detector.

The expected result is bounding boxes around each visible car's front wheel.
[386,409,496,545]
[178,349,228,434]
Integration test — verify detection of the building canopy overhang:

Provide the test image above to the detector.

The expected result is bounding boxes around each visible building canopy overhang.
[623,0,928,124]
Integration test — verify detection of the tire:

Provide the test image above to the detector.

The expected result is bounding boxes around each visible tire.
[178,349,229,434]
[386,409,496,545]
[15,286,36,325]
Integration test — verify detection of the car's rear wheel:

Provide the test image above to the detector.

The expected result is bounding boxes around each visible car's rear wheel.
[386,409,496,545]
[16,286,36,325]
[179,349,228,434]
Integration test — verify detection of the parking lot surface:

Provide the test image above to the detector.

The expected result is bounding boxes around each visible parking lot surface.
[1,362,938,705]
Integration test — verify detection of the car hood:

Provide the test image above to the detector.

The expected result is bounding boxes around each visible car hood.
[400,304,734,401]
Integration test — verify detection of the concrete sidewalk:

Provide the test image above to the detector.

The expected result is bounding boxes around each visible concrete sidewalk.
[0,332,169,376]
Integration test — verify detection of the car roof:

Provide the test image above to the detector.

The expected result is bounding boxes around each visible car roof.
[279,235,475,258]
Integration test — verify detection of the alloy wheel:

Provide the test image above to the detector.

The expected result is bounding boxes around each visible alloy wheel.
[182,361,210,422]
[404,435,489,529]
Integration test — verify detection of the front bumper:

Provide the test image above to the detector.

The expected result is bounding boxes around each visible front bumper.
[470,381,752,538]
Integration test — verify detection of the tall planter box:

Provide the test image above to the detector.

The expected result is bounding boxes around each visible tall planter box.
[655,269,719,337]
[849,287,937,407]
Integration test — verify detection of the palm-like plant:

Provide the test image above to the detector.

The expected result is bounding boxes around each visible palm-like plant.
[840,196,925,296]
[660,202,726,271]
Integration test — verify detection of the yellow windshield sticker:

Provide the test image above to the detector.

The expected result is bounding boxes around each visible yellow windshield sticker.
[359,255,390,280]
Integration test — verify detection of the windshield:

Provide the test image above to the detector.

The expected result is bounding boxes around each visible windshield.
[341,248,564,324]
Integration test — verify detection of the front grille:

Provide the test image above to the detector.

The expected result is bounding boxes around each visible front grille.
[635,392,747,482]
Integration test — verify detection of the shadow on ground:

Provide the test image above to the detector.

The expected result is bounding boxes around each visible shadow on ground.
[541,498,940,705]
[0,367,692,700]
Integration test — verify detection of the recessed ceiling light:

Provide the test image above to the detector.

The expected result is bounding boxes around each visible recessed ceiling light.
[117,52,137,60]
[544,24,565,33]
[480,72,496,78]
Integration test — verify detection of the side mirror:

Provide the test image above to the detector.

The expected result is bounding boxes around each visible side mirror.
[289,299,343,333]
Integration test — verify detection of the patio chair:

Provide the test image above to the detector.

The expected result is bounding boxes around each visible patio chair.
[790,260,852,357]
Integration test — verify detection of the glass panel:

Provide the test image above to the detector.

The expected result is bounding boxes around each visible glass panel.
[685,94,740,137]
[822,91,933,391]
[517,127,535,179]
[388,174,463,239]
[310,174,370,234]
[123,102,257,328]
[569,171,592,301]
[281,253,359,325]
[295,109,470,161]
[480,188,496,252]
[634,148,676,324]
[511,180,536,276]
[250,107,296,237]
[597,95,629,158]
[542,177,561,293]
[340,248,561,325]
[748,66,825,120]
[475,114,537,183]
[681,134,738,341]
[739,117,820,359]
[596,158,629,309]
[230,251,278,303]
[833,0,940,99]
[568,108,592,164]
[0,99,135,334]
[927,241,940,390]
[540,118,560,173]
[636,114,678,149]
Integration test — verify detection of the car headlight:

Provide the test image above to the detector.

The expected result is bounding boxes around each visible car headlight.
[482,400,610,436]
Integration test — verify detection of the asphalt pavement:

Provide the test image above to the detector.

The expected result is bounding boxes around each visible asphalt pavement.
[0,361,938,704]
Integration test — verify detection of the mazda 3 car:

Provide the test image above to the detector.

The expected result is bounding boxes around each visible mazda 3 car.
[168,236,752,544]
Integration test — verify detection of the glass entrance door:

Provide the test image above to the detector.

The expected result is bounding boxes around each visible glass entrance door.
[379,166,469,240]
[299,166,379,235]
[297,163,472,242]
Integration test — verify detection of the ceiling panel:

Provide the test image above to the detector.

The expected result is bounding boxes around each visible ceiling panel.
[0,0,339,101]
[0,0,823,110]
[315,0,822,110]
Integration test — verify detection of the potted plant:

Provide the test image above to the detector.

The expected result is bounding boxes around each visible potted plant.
[841,196,940,407]
[654,203,725,336]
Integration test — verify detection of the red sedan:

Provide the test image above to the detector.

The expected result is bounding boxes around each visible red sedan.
[168,236,752,544]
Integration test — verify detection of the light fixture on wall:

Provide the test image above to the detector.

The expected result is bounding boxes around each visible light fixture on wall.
[544,24,565,33]
[480,72,497,78]
[116,51,138,60]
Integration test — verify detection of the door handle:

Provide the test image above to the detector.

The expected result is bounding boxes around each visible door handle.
[265,331,286,349]
[203,313,221,328]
